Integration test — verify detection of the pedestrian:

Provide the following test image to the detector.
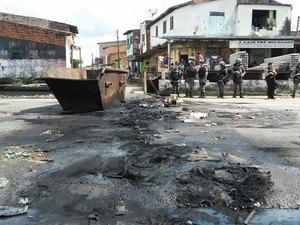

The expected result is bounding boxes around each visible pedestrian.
[210,52,219,70]
[184,61,197,98]
[217,61,228,98]
[195,52,204,65]
[264,62,277,99]
[291,62,300,98]
[169,63,182,96]
[198,61,208,98]
[232,58,246,98]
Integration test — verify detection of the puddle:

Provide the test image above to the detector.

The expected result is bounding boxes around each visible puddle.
[193,208,232,224]
[0,208,38,225]
[99,146,127,158]
[251,209,300,225]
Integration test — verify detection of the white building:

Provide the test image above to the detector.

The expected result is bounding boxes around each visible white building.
[146,0,298,66]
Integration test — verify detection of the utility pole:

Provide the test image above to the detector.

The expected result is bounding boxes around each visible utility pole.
[92,53,94,68]
[79,47,82,69]
[116,29,120,68]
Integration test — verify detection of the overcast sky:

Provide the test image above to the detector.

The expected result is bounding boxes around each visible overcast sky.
[1,0,299,65]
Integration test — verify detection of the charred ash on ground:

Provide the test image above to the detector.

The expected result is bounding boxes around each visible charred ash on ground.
[0,94,299,225]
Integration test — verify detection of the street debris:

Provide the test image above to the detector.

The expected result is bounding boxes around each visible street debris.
[176,166,273,210]
[114,200,126,215]
[190,112,208,119]
[0,177,9,188]
[18,197,30,205]
[0,205,28,217]
[1,145,53,163]
[185,147,218,162]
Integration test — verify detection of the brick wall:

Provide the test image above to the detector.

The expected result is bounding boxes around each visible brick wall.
[0,20,66,46]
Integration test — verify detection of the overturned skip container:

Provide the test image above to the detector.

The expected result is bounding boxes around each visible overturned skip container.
[41,67,128,113]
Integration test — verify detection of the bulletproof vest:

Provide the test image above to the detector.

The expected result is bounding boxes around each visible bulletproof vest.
[185,66,196,78]
[198,67,206,79]
[170,69,180,80]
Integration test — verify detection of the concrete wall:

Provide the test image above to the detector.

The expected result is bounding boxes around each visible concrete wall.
[150,0,236,47]
[236,4,291,36]
[150,0,291,47]
[0,20,70,80]
[0,59,66,81]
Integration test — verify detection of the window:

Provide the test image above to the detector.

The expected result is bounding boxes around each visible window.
[130,36,133,45]
[252,10,277,30]
[209,11,225,35]
[170,16,174,30]
[163,20,167,34]
[155,26,158,37]
[142,34,145,46]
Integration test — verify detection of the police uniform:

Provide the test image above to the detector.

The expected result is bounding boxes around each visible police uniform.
[217,64,228,98]
[265,64,277,99]
[170,66,182,96]
[184,63,197,97]
[232,61,245,98]
[291,64,300,98]
[198,64,208,98]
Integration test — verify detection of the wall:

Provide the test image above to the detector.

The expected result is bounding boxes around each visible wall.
[236,4,291,36]
[150,0,292,48]
[0,59,66,81]
[150,0,235,47]
[0,20,68,80]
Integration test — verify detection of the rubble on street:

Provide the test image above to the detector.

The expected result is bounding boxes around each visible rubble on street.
[0,88,300,224]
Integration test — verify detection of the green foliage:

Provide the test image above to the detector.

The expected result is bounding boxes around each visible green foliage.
[72,59,83,68]
[11,79,24,87]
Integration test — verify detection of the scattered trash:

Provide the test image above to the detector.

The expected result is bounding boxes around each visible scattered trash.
[0,177,9,188]
[163,115,170,130]
[182,106,190,111]
[235,114,243,119]
[114,200,126,215]
[19,197,29,205]
[254,202,261,208]
[204,123,217,127]
[176,143,186,147]
[215,136,226,140]
[190,112,208,119]
[87,213,100,221]
[243,209,256,225]
[187,147,209,162]
[0,205,28,217]
[183,118,193,123]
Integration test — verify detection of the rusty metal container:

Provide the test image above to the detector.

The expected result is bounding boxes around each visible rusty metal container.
[41,67,128,113]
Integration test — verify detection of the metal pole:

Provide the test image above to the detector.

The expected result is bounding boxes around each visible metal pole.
[79,47,82,69]
[167,39,171,70]
[117,29,120,68]
[70,44,73,68]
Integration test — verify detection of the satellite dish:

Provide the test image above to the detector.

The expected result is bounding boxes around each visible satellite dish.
[148,7,157,19]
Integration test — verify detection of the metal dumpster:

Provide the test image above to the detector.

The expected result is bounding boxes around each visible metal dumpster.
[41,67,128,113]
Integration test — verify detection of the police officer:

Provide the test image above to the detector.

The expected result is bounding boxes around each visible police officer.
[217,61,228,98]
[169,63,182,96]
[232,58,246,98]
[184,61,197,98]
[291,62,300,98]
[265,62,277,99]
[198,61,208,98]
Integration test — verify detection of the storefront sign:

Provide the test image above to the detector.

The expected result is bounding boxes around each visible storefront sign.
[229,40,294,48]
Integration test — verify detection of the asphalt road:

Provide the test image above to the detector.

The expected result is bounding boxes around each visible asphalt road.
[0,88,299,224]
